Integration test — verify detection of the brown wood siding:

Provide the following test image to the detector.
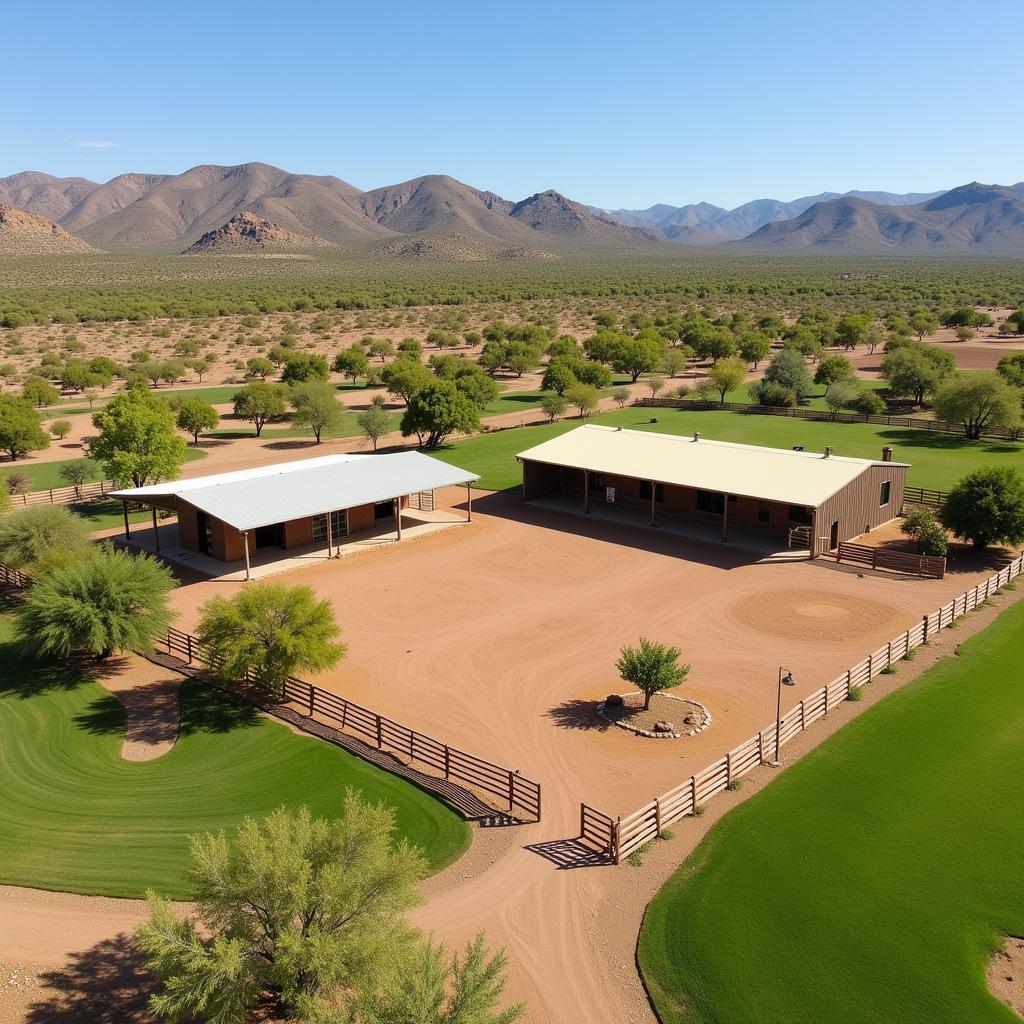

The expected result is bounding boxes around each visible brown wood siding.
[212,519,254,562]
[521,460,563,500]
[177,503,199,552]
[811,463,908,556]
[347,502,376,534]
[283,516,314,549]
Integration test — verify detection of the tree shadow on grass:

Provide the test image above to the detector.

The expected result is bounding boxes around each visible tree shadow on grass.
[0,641,92,700]
[26,933,162,1024]
[877,428,1021,455]
[546,698,610,732]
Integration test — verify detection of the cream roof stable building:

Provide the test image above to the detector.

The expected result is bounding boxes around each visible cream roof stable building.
[517,425,908,556]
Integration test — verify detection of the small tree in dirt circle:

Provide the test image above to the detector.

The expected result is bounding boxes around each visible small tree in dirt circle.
[196,583,346,698]
[616,637,690,711]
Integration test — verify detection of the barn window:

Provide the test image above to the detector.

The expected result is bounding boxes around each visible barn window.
[879,481,891,507]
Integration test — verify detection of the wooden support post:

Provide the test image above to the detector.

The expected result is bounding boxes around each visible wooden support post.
[649,481,656,527]
[151,507,160,553]
[466,483,473,522]
[394,498,403,540]
[242,531,251,582]
[122,499,131,539]
[721,492,729,542]
[583,471,590,514]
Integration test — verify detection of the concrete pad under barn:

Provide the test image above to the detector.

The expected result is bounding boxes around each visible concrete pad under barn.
[529,493,809,562]
[119,508,467,582]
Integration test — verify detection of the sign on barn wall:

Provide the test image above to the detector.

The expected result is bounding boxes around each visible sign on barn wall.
[606,487,616,503]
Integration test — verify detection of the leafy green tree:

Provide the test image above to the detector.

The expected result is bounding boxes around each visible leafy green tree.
[401,381,480,449]
[426,329,460,350]
[59,457,99,496]
[900,507,948,558]
[333,345,371,385]
[748,379,796,407]
[691,326,735,364]
[707,357,746,402]
[503,342,542,377]
[609,335,665,382]
[21,376,60,407]
[381,357,433,406]
[940,467,1024,550]
[647,373,666,397]
[737,331,771,369]
[565,381,600,418]
[851,389,887,418]
[453,366,499,409]
[245,356,274,380]
[661,348,689,378]
[997,351,1024,388]
[546,335,579,362]
[357,398,391,451]
[0,394,51,461]
[186,357,212,382]
[368,338,396,362]
[611,386,631,408]
[90,389,187,486]
[572,360,613,389]
[268,344,291,368]
[863,324,885,354]
[909,310,940,340]
[232,382,287,438]
[835,315,870,351]
[616,636,690,711]
[955,325,976,343]
[824,381,856,418]
[931,373,1021,439]
[14,545,176,658]
[761,350,813,403]
[49,418,72,440]
[136,795,425,1024]
[196,583,346,697]
[0,505,92,574]
[175,397,219,444]
[159,359,187,386]
[289,381,346,443]
[357,934,524,1024]
[541,360,577,396]
[813,354,856,395]
[880,343,953,405]
[281,352,330,384]
[540,392,568,421]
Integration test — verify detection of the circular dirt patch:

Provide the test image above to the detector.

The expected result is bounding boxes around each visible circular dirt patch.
[731,589,905,643]
[598,691,711,738]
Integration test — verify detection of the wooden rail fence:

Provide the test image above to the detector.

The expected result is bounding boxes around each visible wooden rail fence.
[0,563,540,823]
[162,626,541,821]
[635,397,1024,442]
[836,541,946,579]
[3,480,115,509]
[582,552,1024,863]
[902,485,947,509]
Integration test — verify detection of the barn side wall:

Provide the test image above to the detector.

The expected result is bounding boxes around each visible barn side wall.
[812,464,907,556]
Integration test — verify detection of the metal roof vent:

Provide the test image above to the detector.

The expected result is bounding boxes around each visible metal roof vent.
[824,446,834,459]
[693,431,701,442]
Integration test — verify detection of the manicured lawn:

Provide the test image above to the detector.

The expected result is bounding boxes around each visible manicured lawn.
[432,406,1023,493]
[2,447,207,491]
[0,618,469,898]
[638,597,1024,1024]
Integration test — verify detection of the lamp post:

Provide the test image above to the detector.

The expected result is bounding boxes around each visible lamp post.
[769,667,797,767]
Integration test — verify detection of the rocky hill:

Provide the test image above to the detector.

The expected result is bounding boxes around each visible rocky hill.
[182,212,330,253]
[509,190,657,242]
[738,182,1024,252]
[0,204,95,256]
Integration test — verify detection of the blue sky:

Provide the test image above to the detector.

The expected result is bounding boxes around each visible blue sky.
[5,0,1021,210]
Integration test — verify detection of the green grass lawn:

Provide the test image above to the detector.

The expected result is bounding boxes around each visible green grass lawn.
[2,447,207,491]
[0,618,469,898]
[431,406,1023,493]
[638,596,1024,1024]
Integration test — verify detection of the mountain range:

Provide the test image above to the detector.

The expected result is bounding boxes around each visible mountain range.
[0,165,1022,257]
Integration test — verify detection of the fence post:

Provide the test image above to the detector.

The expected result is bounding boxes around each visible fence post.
[186,633,193,664]
[800,700,806,730]
[376,714,382,748]
[758,730,766,764]
[508,770,515,810]
[613,818,621,863]
[922,613,929,643]
[867,652,873,679]
[444,745,450,780]
[726,751,733,786]
[308,685,315,717]
[691,775,698,814]
[887,641,892,668]
[846,668,852,698]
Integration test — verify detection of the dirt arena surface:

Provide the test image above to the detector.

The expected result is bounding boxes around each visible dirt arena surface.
[167,488,999,817]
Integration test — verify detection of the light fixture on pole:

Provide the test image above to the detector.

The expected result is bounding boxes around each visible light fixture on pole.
[768,667,797,767]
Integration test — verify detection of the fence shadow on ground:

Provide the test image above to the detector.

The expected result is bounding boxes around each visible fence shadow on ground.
[525,837,614,869]
[25,933,158,1024]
